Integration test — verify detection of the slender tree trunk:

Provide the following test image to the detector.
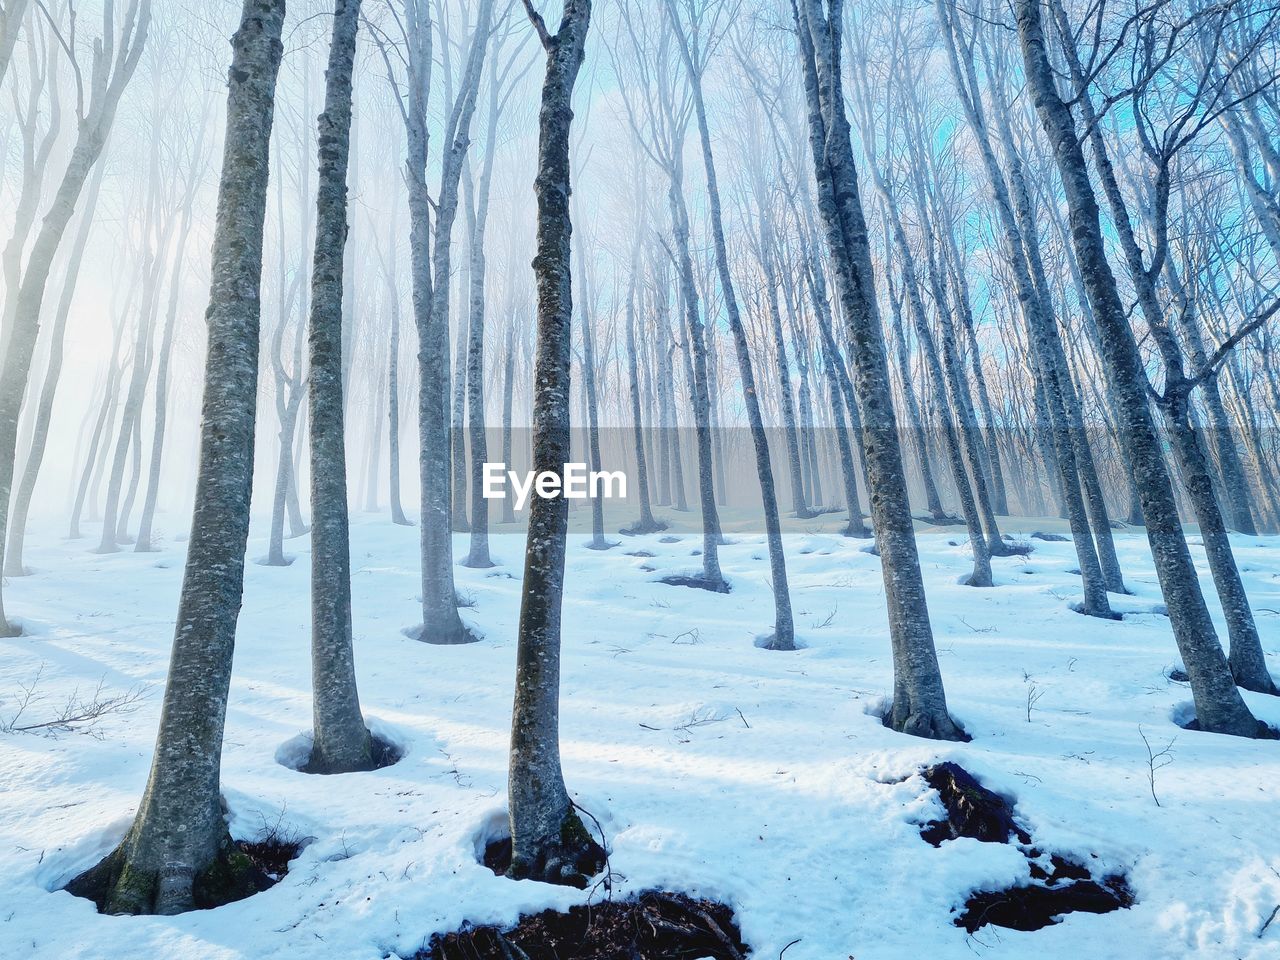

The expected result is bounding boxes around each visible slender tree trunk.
[137,151,205,553]
[0,1,150,634]
[507,0,605,886]
[622,270,661,534]
[501,322,517,525]
[414,0,493,642]
[67,0,286,911]
[667,177,725,587]
[760,236,811,518]
[305,0,374,774]
[5,161,105,574]
[1015,0,1262,734]
[386,227,410,525]
[795,0,963,740]
[886,267,947,521]
[667,2,793,640]
[575,212,612,550]
[463,65,504,566]
[69,309,129,540]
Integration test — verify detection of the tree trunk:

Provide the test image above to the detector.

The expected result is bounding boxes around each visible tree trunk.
[795,0,963,740]
[667,176,725,588]
[666,0,794,643]
[507,0,604,887]
[5,161,105,574]
[305,0,374,774]
[67,0,285,911]
[414,0,493,643]
[1014,0,1262,735]
[137,144,205,553]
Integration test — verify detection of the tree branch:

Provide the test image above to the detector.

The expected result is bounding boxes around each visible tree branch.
[519,0,552,50]
[1191,297,1280,386]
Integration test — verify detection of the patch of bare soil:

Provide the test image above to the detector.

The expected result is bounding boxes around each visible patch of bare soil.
[419,891,749,960]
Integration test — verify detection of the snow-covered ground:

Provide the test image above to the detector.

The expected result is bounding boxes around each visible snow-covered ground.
[3,510,1280,959]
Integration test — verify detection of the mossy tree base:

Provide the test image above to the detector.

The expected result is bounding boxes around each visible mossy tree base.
[506,810,606,889]
[66,833,272,916]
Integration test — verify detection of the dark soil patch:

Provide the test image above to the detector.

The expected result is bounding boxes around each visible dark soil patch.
[482,835,513,875]
[1068,602,1123,621]
[659,536,682,543]
[1167,667,1190,682]
[659,575,731,594]
[237,833,306,884]
[626,550,656,558]
[919,762,1029,846]
[918,763,1135,933]
[1031,531,1070,542]
[956,873,1134,933]
[418,890,749,960]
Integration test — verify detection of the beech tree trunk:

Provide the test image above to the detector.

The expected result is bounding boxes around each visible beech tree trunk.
[0,0,149,633]
[306,0,374,775]
[795,0,964,740]
[4,161,105,575]
[1015,0,1261,736]
[507,0,604,887]
[67,0,286,912]
[414,0,493,643]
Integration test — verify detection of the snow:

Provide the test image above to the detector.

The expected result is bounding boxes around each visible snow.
[2,510,1280,959]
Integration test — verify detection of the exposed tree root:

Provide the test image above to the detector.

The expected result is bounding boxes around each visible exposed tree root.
[758,632,797,652]
[488,810,607,889]
[916,762,1135,932]
[956,865,1133,933]
[65,829,301,916]
[919,762,1027,845]
[409,620,480,645]
[989,537,1034,557]
[887,705,971,742]
[916,512,966,526]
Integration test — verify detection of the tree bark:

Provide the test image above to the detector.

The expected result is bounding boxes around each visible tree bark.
[507,0,604,887]
[67,0,286,912]
[794,0,964,740]
[305,0,374,774]
[0,0,150,633]
[1014,0,1262,734]
[414,0,493,643]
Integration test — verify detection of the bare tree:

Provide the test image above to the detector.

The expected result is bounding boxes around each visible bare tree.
[506,0,606,886]
[306,0,376,774]
[1014,0,1263,736]
[793,0,964,740]
[0,0,150,634]
[66,0,286,911]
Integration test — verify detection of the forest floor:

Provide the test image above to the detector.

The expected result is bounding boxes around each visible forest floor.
[2,507,1280,958]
